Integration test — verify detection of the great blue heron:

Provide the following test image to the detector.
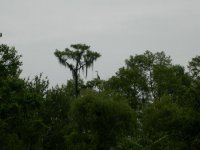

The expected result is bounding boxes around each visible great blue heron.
[95,71,100,80]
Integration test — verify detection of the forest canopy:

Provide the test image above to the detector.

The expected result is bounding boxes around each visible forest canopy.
[0,43,200,150]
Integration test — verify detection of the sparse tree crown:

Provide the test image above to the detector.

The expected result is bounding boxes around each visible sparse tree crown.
[54,43,101,97]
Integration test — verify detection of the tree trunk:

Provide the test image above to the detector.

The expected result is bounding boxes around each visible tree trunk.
[74,71,79,97]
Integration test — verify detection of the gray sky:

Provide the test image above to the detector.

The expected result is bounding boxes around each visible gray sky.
[1,0,200,86]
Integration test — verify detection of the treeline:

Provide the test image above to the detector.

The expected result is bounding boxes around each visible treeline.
[0,44,200,150]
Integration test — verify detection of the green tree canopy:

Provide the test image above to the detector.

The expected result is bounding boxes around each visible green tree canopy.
[188,55,200,79]
[66,91,136,150]
[0,44,22,78]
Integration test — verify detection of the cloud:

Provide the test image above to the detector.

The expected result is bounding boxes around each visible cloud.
[1,0,200,85]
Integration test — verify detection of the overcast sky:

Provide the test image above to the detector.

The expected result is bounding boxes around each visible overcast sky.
[1,0,200,86]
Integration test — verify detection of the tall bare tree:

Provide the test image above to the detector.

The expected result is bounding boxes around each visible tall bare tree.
[54,44,101,97]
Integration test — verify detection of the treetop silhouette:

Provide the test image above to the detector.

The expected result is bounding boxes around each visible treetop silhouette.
[54,43,101,97]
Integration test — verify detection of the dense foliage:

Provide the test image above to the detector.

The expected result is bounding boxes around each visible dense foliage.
[0,44,200,149]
